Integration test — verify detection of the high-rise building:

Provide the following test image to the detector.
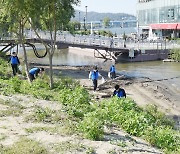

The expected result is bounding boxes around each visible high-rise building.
[137,0,180,39]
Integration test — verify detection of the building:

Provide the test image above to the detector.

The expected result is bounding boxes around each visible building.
[137,0,180,39]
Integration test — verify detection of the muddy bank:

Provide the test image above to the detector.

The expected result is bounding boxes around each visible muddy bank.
[36,65,180,112]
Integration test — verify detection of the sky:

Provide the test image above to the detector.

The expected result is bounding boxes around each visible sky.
[75,0,137,15]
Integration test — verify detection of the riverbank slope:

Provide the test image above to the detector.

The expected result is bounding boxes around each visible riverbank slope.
[51,65,180,126]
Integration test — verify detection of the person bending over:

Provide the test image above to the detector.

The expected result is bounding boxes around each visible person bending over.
[113,84,126,98]
[29,67,44,81]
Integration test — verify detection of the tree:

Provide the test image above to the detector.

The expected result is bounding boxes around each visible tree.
[103,17,110,28]
[0,0,80,88]
[26,0,80,88]
[68,21,81,32]
[0,0,31,82]
[0,15,10,37]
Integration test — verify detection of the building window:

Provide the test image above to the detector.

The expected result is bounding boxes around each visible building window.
[159,9,165,23]
[178,7,180,20]
[168,8,174,20]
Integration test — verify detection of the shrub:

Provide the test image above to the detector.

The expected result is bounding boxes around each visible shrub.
[79,112,104,140]
[53,77,80,91]
[0,57,11,79]
[90,97,179,153]
[58,86,92,117]
[144,126,180,153]
[8,77,22,93]
[170,48,180,61]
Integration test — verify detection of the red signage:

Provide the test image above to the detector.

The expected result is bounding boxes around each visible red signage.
[150,23,180,30]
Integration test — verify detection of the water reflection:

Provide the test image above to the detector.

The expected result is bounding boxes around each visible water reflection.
[19,48,110,67]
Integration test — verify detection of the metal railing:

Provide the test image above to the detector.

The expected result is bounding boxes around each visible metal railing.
[2,30,180,50]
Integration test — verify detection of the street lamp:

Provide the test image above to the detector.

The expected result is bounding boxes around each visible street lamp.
[83,16,86,31]
[79,12,81,30]
[121,17,124,28]
[85,6,88,29]
[79,11,80,23]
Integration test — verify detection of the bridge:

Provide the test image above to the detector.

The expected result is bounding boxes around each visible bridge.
[0,30,129,61]
[0,30,179,62]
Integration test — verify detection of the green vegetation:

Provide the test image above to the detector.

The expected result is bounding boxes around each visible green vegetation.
[88,98,179,153]
[97,30,113,37]
[0,107,23,117]
[52,141,94,154]
[103,17,110,28]
[0,134,7,141]
[0,57,11,80]
[0,57,179,153]
[79,111,104,140]
[0,0,80,88]
[0,99,25,117]
[0,138,47,154]
[110,140,127,147]
[170,48,180,61]
[25,123,76,136]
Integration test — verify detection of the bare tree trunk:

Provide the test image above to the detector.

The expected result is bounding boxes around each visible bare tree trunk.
[48,48,53,89]
[48,5,57,89]
[22,43,30,82]
[19,20,31,82]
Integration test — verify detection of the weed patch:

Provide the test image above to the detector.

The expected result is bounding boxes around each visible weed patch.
[25,107,64,123]
[0,108,23,117]
[0,134,7,141]
[0,137,48,154]
[51,141,94,154]
[25,120,77,135]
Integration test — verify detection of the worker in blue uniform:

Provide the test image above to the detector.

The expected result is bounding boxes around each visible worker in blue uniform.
[89,66,102,91]
[8,52,20,76]
[29,67,44,81]
[113,85,126,98]
[109,65,116,79]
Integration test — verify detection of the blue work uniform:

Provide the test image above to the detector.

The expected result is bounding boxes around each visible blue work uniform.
[113,88,126,98]
[9,56,20,76]
[90,70,99,91]
[29,68,40,81]
[110,65,116,79]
